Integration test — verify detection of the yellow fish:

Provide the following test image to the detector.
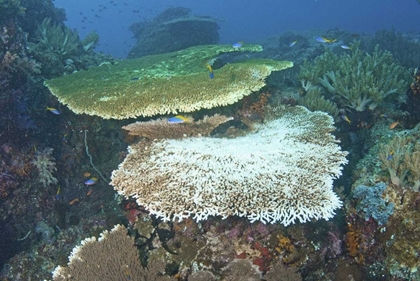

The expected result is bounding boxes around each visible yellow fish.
[341,115,351,124]
[316,36,337,44]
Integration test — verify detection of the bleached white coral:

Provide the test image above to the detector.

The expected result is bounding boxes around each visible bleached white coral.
[111,106,348,226]
[31,147,58,187]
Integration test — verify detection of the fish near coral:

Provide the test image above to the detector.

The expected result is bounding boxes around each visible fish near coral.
[232,41,243,49]
[389,121,399,129]
[206,64,214,79]
[315,36,337,43]
[46,107,60,115]
[69,198,79,205]
[341,114,351,124]
[167,115,190,124]
[84,177,98,186]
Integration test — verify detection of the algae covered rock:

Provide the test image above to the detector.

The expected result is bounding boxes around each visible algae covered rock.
[45,44,293,119]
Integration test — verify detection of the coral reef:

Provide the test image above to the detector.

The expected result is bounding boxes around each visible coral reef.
[353,182,394,225]
[53,224,171,281]
[111,105,348,225]
[128,7,219,58]
[45,44,292,119]
[123,114,233,139]
[384,187,420,277]
[371,29,420,68]
[299,42,410,111]
[31,147,57,187]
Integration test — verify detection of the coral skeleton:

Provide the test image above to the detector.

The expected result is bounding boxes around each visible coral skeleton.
[111,106,348,226]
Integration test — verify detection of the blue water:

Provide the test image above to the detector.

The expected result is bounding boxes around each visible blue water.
[54,0,420,58]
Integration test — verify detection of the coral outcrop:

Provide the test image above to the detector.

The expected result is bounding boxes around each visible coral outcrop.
[128,7,219,58]
[45,44,293,119]
[111,106,348,225]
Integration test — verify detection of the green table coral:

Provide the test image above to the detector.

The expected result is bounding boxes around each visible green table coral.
[45,44,293,119]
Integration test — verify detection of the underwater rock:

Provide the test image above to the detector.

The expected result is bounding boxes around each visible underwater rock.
[128,7,219,58]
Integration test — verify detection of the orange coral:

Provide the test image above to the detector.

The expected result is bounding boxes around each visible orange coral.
[10,160,32,178]
[249,92,271,116]
[345,223,363,263]
[275,234,303,265]
[275,234,295,254]
[239,91,271,120]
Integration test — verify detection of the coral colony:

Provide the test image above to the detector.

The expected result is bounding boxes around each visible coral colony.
[111,107,348,225]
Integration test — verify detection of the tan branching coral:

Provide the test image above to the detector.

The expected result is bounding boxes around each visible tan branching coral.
[45,44,293,119]
[404,143,420,190]
[53,224,170,281]
[111,106,348,225]
[31,147,58,187]
[123,114,233,139]
[378,136,412,186]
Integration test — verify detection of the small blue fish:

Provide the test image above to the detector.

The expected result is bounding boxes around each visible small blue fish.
[289,40,297,47]
[84,177,98,186]
[341,44,351,50]
[46,107,60,115]
[232,41,243,49]
[387,151,394,161]
[55,186,61,200]
[206,64,214,79]
[168,115,189,124]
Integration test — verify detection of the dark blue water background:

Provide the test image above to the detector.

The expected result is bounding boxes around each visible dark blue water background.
[54,0,420,58]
